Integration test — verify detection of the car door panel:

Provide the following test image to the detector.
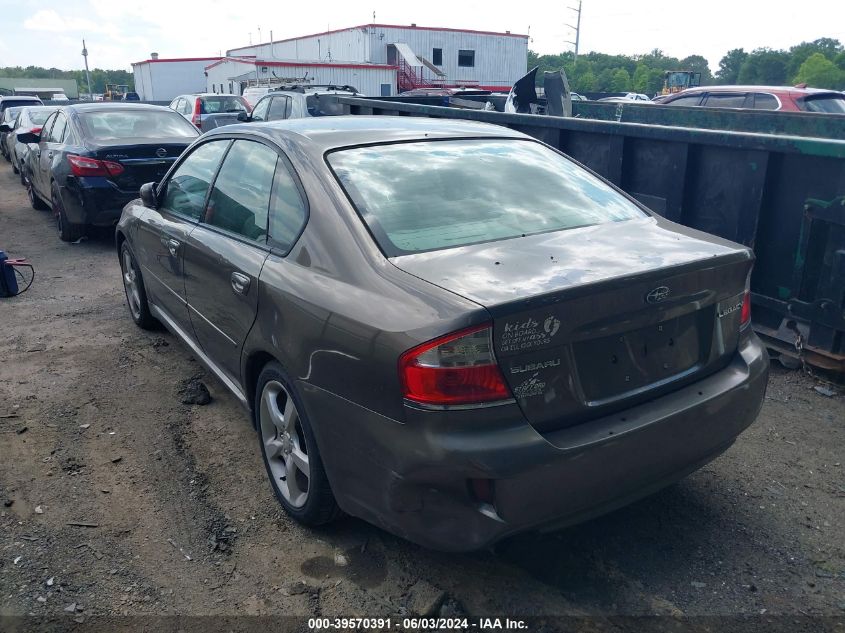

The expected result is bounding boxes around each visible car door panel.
[182,139,277,383]
[33,112,57,197]
[134,139,230,335]
[135,210,197,330]
[183,227,268,383]
[41,112,68,197]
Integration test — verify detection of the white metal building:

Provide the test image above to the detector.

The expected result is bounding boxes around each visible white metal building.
[225,23,528,92]
[130,24,527,101]
[131,56,222,101]
[205,57,397,98]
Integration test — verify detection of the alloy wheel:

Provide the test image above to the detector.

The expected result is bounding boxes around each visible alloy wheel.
[259,380,310,508]
[121,250,142,321]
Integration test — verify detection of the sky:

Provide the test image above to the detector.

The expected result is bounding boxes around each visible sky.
[1,0,843,72]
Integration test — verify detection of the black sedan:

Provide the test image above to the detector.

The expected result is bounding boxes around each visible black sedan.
[116,117,768,551]
[21,103,199,241]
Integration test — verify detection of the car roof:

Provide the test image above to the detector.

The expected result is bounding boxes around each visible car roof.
[672,85,840,96]
[205,115,528,152]
[0,96,42,102]
[64,103,174,113]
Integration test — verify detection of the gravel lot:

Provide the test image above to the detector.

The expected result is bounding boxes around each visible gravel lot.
[1,165,843,627]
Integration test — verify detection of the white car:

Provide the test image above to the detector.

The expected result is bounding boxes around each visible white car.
[243,85,361,122]
[51,93,70,102]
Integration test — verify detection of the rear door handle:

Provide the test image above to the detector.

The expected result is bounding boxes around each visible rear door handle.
[231,272,250,295]
[166,239,180,256]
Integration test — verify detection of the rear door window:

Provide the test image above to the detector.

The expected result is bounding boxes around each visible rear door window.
[203,140,278,242]
[268,96,290,120]
[161,140,229,220]
[328,139,645,256]
[39,113,57,140]
[752,93,780,110]
[665,94,703,107]
[49,113,68,143]
[702,93,750,108]
[268,159,308,252]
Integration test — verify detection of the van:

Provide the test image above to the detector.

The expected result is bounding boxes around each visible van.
[241,86,272,107]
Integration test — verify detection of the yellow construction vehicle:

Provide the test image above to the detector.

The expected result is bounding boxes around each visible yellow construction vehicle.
[104,84,129,100]
[661,71,701,95]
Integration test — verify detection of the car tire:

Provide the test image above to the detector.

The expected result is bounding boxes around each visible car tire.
[52,182,85,242]
[19,164,26,187]
[27,179,49,210]
[255,362,340,526]
[12,160,18,174]
[119,242,157,330]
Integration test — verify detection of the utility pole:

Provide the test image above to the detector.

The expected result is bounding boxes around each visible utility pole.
[81,39,92,100]
[565,0,582,63]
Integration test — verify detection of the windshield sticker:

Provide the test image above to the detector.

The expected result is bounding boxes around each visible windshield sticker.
[500,315,561,352]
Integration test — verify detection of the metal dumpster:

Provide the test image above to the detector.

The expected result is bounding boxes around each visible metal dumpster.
[337,96,845,372]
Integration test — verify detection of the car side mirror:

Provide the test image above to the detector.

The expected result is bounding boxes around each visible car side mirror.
[237,111,250,122]
[0,123,10,133]
[140,182,158,209]
[16,131,39,144]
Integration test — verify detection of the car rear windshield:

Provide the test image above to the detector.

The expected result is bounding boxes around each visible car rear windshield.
[327,139,646,256]
[2,100,40,113]
[28,108,59,125]
[200,96,248,114]
[78,110,199,140]
[801,94,845,114]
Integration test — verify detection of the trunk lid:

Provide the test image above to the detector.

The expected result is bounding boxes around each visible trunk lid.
[391,218,753,432]
[89,139,192,190]
[200,113,242,130]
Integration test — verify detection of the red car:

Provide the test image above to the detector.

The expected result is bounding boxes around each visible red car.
[657,84,845,114]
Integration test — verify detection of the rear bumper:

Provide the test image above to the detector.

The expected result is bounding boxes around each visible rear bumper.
[300,333,769,551]
[60,178,138,226]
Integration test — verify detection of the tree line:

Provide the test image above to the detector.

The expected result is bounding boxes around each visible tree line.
[0,66,134,95]
[528,38,845,95]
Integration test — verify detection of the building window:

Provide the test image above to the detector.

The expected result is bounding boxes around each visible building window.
[220,83,224,93]
[432,48,443,66]
[458,49,475,67]
[380,83,392,96]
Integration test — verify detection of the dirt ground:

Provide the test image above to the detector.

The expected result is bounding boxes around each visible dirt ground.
[1,164,844,627]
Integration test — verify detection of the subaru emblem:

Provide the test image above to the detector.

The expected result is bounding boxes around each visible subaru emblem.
[646,286,670,303]
[156,147,167,158]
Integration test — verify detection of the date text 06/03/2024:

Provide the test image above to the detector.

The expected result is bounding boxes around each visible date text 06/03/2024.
[307,618,529,630]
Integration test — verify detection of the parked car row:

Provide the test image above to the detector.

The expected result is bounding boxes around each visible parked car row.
[0,103,199,241]
[166,85,361,132]
[0,88,771,552]
[657,84,845,113]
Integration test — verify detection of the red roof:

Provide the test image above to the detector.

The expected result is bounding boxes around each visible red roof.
[228,23,528,53]
[131,56,222,66]
[253,60,398,70]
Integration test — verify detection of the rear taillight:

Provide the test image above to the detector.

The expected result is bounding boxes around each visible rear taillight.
[67,155,124,178]
[30,127,42,134]
[740,289,751,326]
[399,324,512,407]
[192,98,202,128]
